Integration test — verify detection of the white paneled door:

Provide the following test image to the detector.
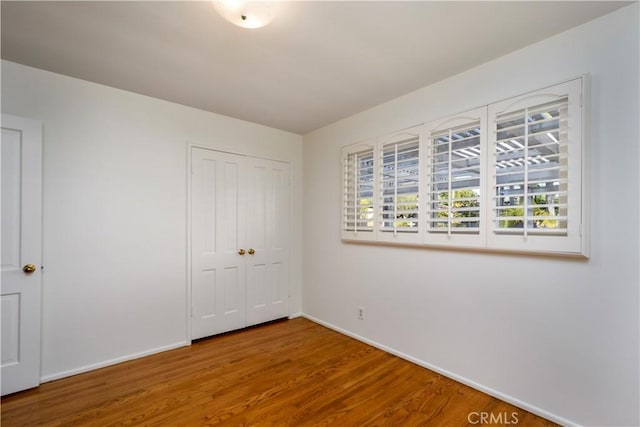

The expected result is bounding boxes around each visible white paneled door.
[191,148,290,340]
[191,149,247,338]
[1,114,42,396]
[245,157,290,327]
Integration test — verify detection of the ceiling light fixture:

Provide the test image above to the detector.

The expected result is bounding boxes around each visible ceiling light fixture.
[213,0,276,29]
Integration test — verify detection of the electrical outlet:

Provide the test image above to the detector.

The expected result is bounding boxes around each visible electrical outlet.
[358,306,365,320]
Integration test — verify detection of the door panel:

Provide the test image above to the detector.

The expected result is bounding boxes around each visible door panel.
[223,266,240,313]
[272,262,286,304]
[191,148,246,339]
[201,159,217,254]
[1,115,42,396]
[1,130,21,270]
[252,164,267,249]
[222,161,240,252]
[200,269,216,317]
[1,294,20,365]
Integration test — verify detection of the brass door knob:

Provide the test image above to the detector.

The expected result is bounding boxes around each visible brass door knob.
[238,249,246,255]
[248,248,255,255]
[23,264,37,274]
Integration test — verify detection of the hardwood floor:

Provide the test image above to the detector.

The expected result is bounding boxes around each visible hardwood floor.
[1,318,556,426]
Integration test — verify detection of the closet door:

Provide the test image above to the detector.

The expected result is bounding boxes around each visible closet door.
[245,158,290,326]
[191,148,247,339]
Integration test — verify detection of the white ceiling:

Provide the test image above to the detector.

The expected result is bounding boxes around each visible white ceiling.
[1,1,629,134]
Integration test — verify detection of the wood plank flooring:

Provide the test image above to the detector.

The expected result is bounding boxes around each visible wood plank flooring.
[1,318,556,426]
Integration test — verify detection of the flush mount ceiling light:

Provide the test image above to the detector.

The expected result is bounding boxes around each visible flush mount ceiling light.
[213,1,276,29]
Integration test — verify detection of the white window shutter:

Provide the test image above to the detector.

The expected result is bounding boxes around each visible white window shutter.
[377,126,422,244]
[341,77,587,257]
[487,78,586,255]
[342,141,376,240]
[424,107,487,248]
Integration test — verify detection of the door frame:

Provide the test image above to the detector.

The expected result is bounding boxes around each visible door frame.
[186,144,293,343]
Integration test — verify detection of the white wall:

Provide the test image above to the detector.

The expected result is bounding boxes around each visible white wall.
[303,5,639,427]
[1,60,303,380]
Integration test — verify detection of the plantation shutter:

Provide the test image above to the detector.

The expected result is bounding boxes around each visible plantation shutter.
[428,120,482,234]
[340,78,586,256]
[379,130,420,236]
[493,98,569,236]
[487,77,585,256]
[342,146,375,235]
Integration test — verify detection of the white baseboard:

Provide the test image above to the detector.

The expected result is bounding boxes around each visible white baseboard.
[40,341,189,383]
[42,315,303,384]
[302,314,576,427]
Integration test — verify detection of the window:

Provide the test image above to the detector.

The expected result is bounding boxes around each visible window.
[487,78,585,254]
[425,107,487,247]
[378,127,422,243]
[341,77,587,256]
[342,142,375,240]
[493,99,568,235]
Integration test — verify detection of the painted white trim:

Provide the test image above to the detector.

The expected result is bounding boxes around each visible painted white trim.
[287,163,295,321]
[288,312,303,319]
[188,143,289,164]
[40,341,189,383]
[301,314,577,427]
[186,142,194,343]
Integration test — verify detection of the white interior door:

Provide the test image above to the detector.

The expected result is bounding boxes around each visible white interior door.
[191,148,247,339]
[191,147,290,340]
[1,114,42,396]
[246,158,290,326]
